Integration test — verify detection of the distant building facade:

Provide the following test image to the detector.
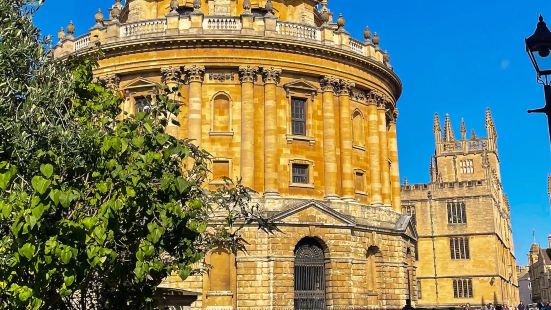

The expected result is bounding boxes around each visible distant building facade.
[518,265,532,306]
[401,111,519,308]
[528,237,551,304]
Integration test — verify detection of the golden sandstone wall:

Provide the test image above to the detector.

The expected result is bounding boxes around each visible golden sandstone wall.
[401,113,519,309]
[55,0,417,309]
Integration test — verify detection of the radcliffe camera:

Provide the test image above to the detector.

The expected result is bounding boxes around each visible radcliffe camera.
[0,1,550,310]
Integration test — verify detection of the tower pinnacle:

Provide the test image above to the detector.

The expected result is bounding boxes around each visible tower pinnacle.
[444,113,455,142]
[460,118,467,141]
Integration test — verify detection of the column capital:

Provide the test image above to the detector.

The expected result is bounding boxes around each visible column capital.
[184,65,206,83]
[161,66,183,86]
[367,90,384,107]
[97,74,120,90]
[337,79,355,96]
[239,65,259,83]
[320,75,339,92]
[262,67,282,84]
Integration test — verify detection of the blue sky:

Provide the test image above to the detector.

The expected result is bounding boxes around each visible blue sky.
[35,0,551,265]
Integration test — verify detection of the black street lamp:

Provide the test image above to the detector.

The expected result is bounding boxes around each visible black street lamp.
[526,15,551,143]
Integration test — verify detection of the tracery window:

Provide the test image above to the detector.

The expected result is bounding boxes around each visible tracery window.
[447,201,467,224]
[460,159,474,174]
[453,278,473,298]
[450,237,470,260]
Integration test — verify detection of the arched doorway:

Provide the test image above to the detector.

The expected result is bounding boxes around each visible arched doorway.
[294,238,326,310]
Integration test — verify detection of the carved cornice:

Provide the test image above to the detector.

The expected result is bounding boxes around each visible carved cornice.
[337,79,355,96]
[319,75,339,92]
[161,66,182,85]
[238,66,258,84]
[262,67,281,85]
[184,65,206,83]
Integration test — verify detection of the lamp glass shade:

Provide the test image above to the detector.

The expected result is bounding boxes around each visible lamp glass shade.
[526,16,551,77]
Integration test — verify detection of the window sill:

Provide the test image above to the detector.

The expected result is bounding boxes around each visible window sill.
[355,191,368,196]
[209,131,234,137]
[353,144,366,151]
[286,134,316,146]
[289,183,315,189]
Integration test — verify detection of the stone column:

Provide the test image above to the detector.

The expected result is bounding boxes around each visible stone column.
[378,100,391,206]
[239,66,258,189]
[262,67,281,197]
[367,92,382,205]
[388,109,402,212]
[184,65,205,146]
[320,76,339,200]
[338,79,355,201]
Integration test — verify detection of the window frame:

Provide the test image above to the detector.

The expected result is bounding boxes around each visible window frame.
[209,91,234,136]
[450,237,471,260]
[291,97,307,136]
[453,278,473,298]
[354,169,367,195]
[289,159,315,188]
[283,81,317,145]
[209,158,232,186]
[447,201,467,224]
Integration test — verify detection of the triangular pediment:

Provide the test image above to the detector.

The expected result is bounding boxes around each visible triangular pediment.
[270,200,355,226]
[283,79,319,94]
[121,77,157,90]
[396,215,418,240]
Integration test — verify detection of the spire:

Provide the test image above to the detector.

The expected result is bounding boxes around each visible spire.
[485,107,495,131]
[485,107,497,150]
[460,118,467,140]
[433,113,442,146]
[444,113,455,142]
[471,129,477,140]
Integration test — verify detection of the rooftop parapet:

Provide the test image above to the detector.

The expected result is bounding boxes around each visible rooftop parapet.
[53,1,392,71]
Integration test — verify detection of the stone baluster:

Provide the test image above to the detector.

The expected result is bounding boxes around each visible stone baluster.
[239,66,258,189]
[262,67,281,197]
[378,99,391,206]
[184,65,205,146]
[367,91,382,205]
[338,79,355,201]
[320,76,339,200]
[388,109,401,211]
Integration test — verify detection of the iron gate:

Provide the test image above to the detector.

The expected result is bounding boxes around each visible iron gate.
[294,240,326,310]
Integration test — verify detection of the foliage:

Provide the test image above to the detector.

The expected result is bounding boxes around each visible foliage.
[0,1,274,309]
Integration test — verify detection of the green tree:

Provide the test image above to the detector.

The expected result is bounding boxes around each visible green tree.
[0,1,273,309]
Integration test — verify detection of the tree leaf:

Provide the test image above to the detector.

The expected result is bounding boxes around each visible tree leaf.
[39,164,53,178]
[31,176,50,195]
[18,243,36,260]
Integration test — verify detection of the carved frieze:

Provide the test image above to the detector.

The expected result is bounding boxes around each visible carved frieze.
[208,73,235,82]
[351,88,367,103]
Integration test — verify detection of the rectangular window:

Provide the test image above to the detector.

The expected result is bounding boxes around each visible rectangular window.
[292,164,309,184]
[135,96,152,113]
[460,159,474,174]
[291,97,307,136]
[212,160,230,182]
[447,201,467,224]
[450,237,470,259]
[417,280,422,299]
[355,171,365,193]
[453,278,473,298]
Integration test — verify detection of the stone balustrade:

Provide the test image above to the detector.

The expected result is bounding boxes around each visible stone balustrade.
[55,14,391,68]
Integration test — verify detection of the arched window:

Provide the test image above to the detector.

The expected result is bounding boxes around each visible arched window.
[208,248,231,292]
[352,110,365,147]
[294,238,326,310]
[211,93,231,133]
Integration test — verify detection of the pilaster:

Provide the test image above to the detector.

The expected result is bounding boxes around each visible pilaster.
[262,67,282,198]
[367,91,383,205]
[388,110,401,212]
[184,65,206,146]
[378,99,391,207]
[320,75,339,200]
[239,66,259,189]
[337,79,355,201]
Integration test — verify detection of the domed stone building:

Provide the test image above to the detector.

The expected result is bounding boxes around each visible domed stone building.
[55,1,417,309]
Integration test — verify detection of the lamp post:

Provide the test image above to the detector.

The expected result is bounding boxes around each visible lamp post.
[526,15,551,143]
